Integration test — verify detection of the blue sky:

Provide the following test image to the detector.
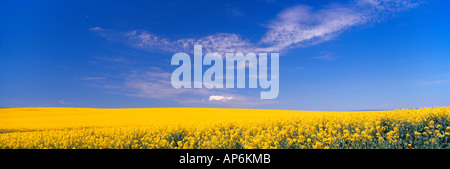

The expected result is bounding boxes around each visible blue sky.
[1,0,450,110]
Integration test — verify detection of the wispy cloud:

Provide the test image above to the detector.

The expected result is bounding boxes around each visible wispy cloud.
[89,26,104,31]
[313,51,336,61]
[81,77,106,80]
[259,5,364,51]
[101,67,276,107]
[259,0,421,51]
[87,0,421,107]
[124,31,255,54]
[92,0,421,54]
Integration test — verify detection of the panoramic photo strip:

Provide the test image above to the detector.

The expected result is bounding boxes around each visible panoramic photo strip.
[1,0,450,168]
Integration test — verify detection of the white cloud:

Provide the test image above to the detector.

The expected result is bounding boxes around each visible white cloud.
[260,0,421,50]
[260,5,365,51]
[124,31,255,54]
[88,1,422,107]
[93,0,421,54]
[89,27,104,31]
[356,0,420,12]
[209,95,234,102]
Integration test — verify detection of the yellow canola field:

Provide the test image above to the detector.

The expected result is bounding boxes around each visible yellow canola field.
[1,107,450,149]
[0,107,346,131]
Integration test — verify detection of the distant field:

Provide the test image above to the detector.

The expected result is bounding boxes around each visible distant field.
[1,107,449,149]
[0,108,350,131]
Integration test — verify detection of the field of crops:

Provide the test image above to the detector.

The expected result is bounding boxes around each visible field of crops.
[1,107,450,149]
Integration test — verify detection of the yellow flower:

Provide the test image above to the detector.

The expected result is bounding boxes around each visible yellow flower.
[414,131,421,136]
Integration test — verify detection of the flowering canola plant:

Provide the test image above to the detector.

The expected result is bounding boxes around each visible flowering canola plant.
[1,107,449,149]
